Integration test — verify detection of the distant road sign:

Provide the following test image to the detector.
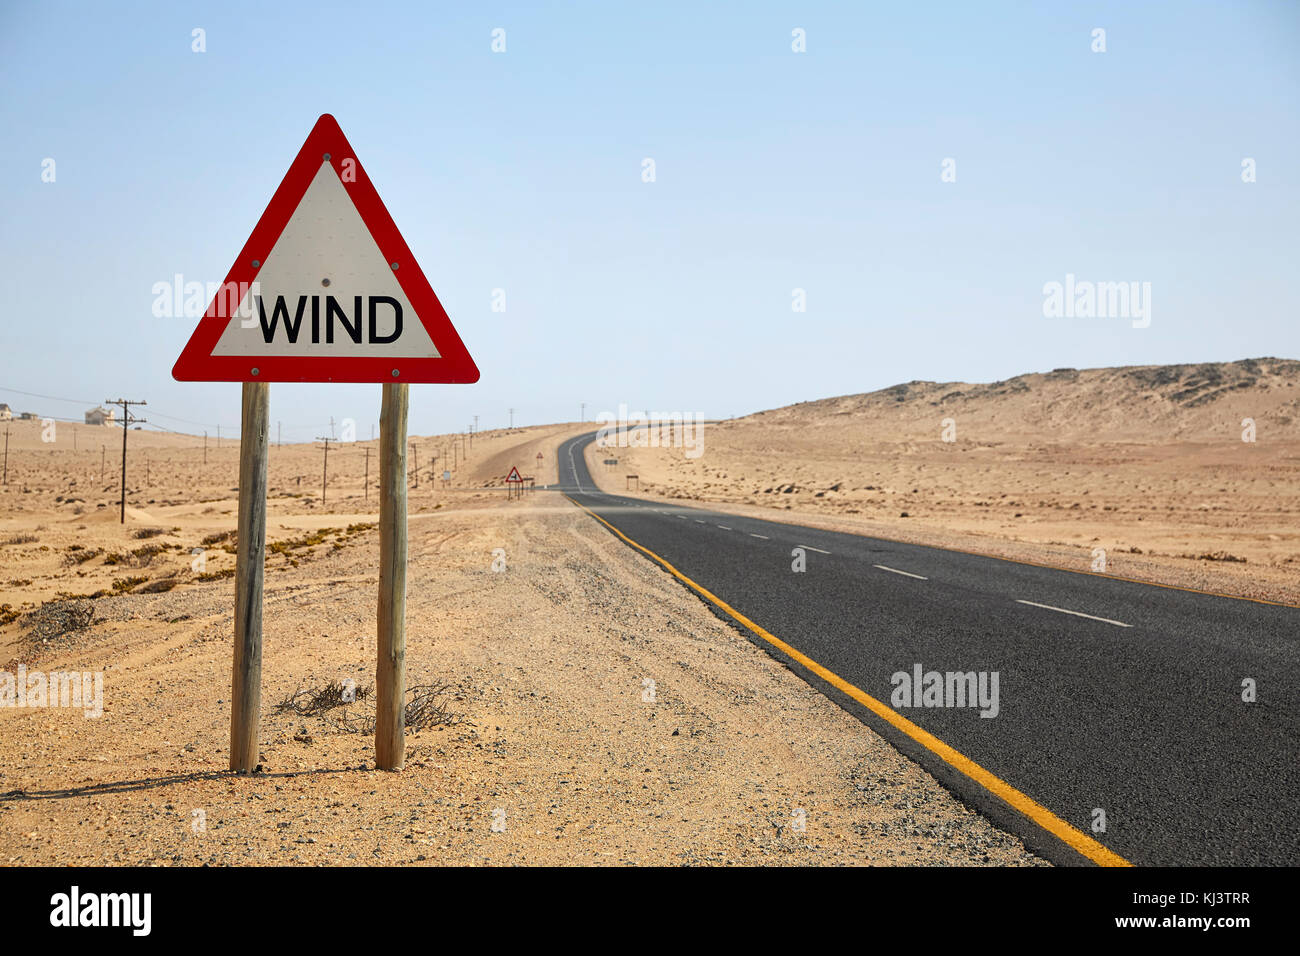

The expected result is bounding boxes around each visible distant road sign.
[603,458,618,466]
[173,113,478,385]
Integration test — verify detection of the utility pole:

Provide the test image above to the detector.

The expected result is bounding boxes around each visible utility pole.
[278,421,282,448]
[452,439,458,470]
[508,408,515,429]
[461,432,466,459]
[204,430,208,464]
[364,446,370,500]
[410,442,419,488]
[145,452,149,487]
[101,445,106,483]
[580,402,585,423]
[315,436,331,504]
[472,415,478,448]
[73,426,77,451]
[2,426,8,485]
[107,399,147,524]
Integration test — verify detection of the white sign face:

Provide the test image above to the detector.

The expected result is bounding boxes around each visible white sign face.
[212,162,440,359]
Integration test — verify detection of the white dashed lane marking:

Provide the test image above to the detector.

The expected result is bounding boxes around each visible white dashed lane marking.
[873,564,928,580]
[1015,599,1132,628]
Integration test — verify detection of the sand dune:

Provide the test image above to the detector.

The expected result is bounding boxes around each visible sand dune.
[588,358,1300,605]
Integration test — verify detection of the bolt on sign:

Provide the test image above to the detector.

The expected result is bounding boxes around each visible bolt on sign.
[173,114,479,774]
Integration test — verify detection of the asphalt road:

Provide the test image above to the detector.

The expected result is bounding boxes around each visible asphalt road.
[554,431,1300,866]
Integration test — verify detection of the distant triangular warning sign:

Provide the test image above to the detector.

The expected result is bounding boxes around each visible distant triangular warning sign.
[173,114,478,384]
[505,467,522,482]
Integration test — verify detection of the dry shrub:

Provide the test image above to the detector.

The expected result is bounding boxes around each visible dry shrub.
[274,679,460,734]
[275,679,373,716]
[140,576,180,593]
[194,568,235,582]
[403,683,463,731]
[64,546,104,566]
[22,599,95,644]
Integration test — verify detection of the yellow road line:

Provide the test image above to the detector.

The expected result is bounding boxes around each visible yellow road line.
[565,493,1132,867]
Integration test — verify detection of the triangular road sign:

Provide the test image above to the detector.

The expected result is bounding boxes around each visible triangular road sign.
[505,466,522,482]
[173,114,478,384]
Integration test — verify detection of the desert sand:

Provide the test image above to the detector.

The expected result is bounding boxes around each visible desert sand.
[586,358,1300,606]
[0,419,1039,865]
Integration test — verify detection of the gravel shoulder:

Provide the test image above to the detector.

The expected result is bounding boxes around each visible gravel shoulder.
[0,493,1043,866]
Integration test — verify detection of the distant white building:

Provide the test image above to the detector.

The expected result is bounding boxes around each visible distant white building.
[0,403,11,421]
[85,406,115,425]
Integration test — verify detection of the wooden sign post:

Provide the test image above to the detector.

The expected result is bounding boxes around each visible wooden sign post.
[375,383,409,770]
[230,382,269,772]
[172,114,479,775]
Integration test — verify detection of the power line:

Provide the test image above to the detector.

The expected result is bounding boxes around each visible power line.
[0,384,100,406]
[0,383,235,434]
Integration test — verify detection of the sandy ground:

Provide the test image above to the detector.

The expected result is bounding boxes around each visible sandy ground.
[0,423,1040,866]
[0,419,578,617]
[586,359,1300,606]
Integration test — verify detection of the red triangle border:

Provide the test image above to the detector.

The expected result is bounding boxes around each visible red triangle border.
[172,114,479,384]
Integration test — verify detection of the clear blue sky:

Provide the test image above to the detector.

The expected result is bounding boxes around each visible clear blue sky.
[1,1,1296,440]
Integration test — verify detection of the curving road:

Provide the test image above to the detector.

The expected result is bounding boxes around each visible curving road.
[555,431,1300,866]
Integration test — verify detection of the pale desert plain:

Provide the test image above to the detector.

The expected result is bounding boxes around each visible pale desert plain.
[0,356,1294,865]
[589,358,1300,607]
